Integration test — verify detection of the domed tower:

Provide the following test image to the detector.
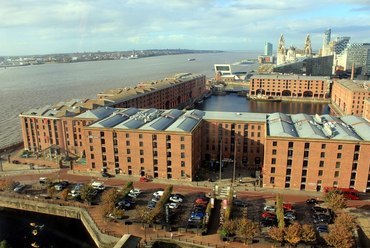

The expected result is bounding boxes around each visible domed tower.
[277,34,286,65]
[304,34,312,56]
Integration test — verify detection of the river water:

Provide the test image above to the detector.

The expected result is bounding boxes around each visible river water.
[0,51,258,149]
[0,208,96,248]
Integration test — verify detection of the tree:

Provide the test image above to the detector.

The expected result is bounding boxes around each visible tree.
[60,188,69,201]
[301,224,316,243]
[220,220,237,240]
[275,194,285,229]
[0,180,17,191]
[325,223,355,248]
[335,213,357,231]
[284,222,302,246]
[268,226,284,244]
[101,188,120,217]
[47,186,56,199]
[80,184,95,204]
[324,190,346,211]
[235,218,259,244]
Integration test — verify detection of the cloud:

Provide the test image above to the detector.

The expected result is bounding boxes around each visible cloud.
[0,0,369,55]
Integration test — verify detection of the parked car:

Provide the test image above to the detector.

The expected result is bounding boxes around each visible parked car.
[311,206,328,214]
[153,190,164,198]
[169,195,183,203]
[107,213,123,220]
[117,199,134,210]
[233,199,249,207]
[312,213,331,224]
[102,172,114,178]
[190,211,205,220]
[13,184,26,192]
[316,224,329,233]
[260,218,278,227]
[261,211,276,218]
[194,197,209,206]
[91,181,105,191]
[264,205,276,212]
[147,201,156,209]
[151,196,160,203]
[166,202,180,209]
[54,184,63,191]
[139,177,150,182]
[284,211,297,220]
[306,198,318,204]
[130,188,141,195]
[39,177,48,184]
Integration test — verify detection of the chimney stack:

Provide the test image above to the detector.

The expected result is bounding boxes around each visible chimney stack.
[351,63,355,80]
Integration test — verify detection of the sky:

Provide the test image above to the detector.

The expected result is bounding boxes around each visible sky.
[1,0,370,56]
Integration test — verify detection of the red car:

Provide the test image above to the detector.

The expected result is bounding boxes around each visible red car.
[261,212,276,219]
[139,177,150,182]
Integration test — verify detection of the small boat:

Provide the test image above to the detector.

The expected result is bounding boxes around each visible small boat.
[32,229,38,236]
[31,242,40,248]
[249,95,282,102]
[188,58,196,61]
[29,222,36,227]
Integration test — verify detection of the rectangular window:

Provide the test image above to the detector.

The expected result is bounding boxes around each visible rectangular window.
[140,158,144,163]
[139,134,143,139]
[271,158,276,164]
[335,162,340,169]
[272,149,277,155]
[304,143,310,149]
[288,142,294,148]
[140,150,144,155]
[321,144,326,149]
[181,161,185,167]
[139,141,143,147]
[90,154,94,159]
[334,171,339,178]
[337,153,342,159]
[127,157,131,162]
[270,177,275,184]
[273,141,277,146]
[181,170,185,177]
[320,152,325,158]
[181,152,185,158]
[319,161,324,167]
[125,133,129,138]
[287,159,292,166]
[181,144,185,150]
[338,145,342,150]
[127,149,131,154]
[180,136,185,141]
[318,170,323,176]
[271,167,275,173]
[126,141,130,146]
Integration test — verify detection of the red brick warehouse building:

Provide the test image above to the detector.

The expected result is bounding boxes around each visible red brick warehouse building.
[249,75,331,99]
[19,73,206,157]
[263,112,370,192]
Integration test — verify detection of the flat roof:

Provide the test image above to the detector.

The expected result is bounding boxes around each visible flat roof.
[267,112,370,141]
[202,111,267,122]
[251,74,330,81]
[335,79,370,92]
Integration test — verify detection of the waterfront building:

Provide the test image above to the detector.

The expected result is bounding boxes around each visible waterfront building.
[273,55,333,76]
[78,108,204,179]
[276,34,312,66]
[201,111,266,170]
[331,79,370,116]
[19,99,109,155]
[99,73,206,109]
[249,75,331,99]
[263,113,370,192]
[214,64,248,81]
[19,73,206,156]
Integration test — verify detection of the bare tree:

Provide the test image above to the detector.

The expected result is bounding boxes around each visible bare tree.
[301,224,316,243]
[324,189,346,211]
[235,218,259,244]
[268,226,284,245]
[284,222,302,246]
[325,223,355,248]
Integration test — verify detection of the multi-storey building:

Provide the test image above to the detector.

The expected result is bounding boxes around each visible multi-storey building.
[363,98,370,121]
[99,73,206,109]
[249,75,331,99]
[79,108,204,180]
[19,74,206,156]
[331,79,370,116]
[263,113,370,192]
[201,111,266,170]
[20,99,109,155]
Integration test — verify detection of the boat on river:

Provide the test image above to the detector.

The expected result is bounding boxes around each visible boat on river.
[248,94,282,102]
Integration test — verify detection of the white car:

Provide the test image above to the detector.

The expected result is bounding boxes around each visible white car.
[264,205,276,212]
[169,195,183,203]
[153,190,164,198]
[14,184,26,192]
[167,202,180,209]
[91,181,105,190]
[130,188,141,195]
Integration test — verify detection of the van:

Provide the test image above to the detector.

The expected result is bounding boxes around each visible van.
[91,181,105,191]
